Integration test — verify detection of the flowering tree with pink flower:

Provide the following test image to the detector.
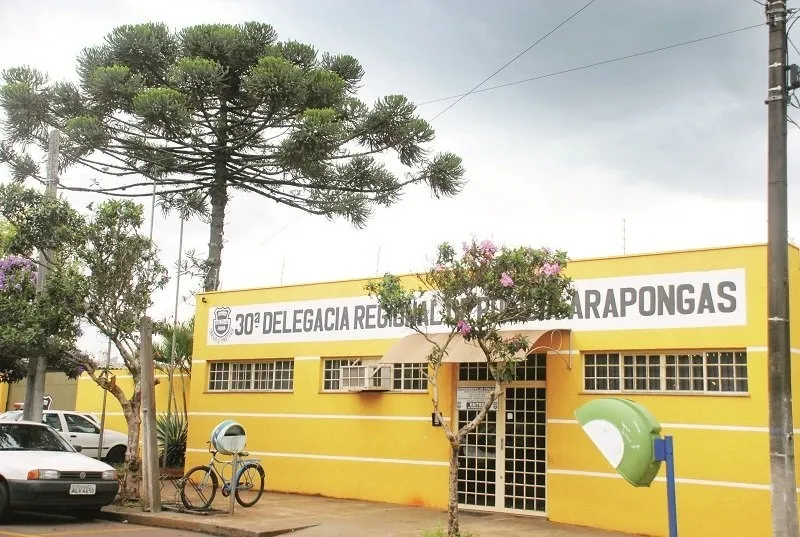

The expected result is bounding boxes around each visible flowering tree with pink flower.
[0,253,86,383]
[0,184,168,500]
[366,238,574,537]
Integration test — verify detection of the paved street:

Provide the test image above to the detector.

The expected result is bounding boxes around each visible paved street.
[0,513,195,537]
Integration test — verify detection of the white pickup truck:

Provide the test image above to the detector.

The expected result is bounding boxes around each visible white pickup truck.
[0,410,128,463]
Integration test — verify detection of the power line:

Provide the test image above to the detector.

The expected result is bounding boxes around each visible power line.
[429,0,600,121]
[419,23,764,107]
[257,213,307,246]
[790,35,800,57]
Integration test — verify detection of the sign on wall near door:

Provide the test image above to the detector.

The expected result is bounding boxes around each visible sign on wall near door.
[456,386,500,411]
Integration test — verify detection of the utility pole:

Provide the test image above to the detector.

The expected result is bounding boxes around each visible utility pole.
[23,129,60,423]
[622,219,627,255]
[139,316,161,512]
[765,2,799,535]
[97,339,112,460]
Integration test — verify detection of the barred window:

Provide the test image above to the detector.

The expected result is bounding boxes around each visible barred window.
[322,358,428,392]
[322,359,360,391]
[583,351,748,394]
[393,363,428,391]
[208,362,230,391]
[207,360,294,392]
[459,354,547,382]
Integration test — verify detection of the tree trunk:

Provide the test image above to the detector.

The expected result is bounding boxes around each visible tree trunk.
[204,100,229,293]
[120,400,142,502]
[447,440,461,537]
[203,178,227,292]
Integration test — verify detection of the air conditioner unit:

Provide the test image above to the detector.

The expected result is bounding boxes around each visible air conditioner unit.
[340,364,392,392]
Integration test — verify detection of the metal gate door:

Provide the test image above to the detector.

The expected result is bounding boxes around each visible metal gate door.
[502,387,546,513]
[457,407,497,508]
[457,370,546,514]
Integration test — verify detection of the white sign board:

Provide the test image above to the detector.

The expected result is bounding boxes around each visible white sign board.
[456,387,499,411]
[207,268,747,345]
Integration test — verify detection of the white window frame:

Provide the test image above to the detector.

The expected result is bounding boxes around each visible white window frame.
[321,358,429,393]
[207,360,294,392]
[582,350,749,395]
[392,363,429,392]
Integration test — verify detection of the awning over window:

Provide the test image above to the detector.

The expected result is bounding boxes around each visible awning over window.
[378,329,566,364]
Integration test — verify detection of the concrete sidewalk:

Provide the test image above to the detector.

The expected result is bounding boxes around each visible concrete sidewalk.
[102,489,634,537]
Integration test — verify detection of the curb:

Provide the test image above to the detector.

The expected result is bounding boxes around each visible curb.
[99,508,315,537]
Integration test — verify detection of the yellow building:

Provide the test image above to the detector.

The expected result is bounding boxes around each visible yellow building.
[188,243,800,537]
[75,370,191,436]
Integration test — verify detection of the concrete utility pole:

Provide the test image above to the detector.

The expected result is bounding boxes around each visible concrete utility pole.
[97,339,112,459]
[23,129,60,423]
[139,316,161,513]
[765,2,800,535]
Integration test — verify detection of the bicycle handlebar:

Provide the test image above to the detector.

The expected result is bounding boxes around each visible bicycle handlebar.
[206,441,252,460]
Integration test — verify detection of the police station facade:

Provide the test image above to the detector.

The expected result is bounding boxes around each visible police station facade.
[188,243,800,537]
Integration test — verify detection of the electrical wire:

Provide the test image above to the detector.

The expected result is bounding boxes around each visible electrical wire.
[257,213,307,246]
[230,22,772,249]
[429,0,600,121]
[418,23,764,107]
[790,36,800,57]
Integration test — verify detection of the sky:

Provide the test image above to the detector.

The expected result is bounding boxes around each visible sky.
[0,0,798,359]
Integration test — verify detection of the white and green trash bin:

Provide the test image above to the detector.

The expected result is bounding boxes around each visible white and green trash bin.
[575,398,678,537]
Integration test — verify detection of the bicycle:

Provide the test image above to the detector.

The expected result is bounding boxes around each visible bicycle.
[180,441,265,511]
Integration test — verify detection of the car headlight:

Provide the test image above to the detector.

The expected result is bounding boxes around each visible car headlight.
[101,469,117,481]
[27,469,60,480]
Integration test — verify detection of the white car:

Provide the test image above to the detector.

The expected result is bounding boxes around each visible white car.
[0,410,128,463]
[0,420,119,519]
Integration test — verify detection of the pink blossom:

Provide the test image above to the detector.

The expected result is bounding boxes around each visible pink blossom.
[457,319,471,336]
[434,263,445,272]
[479,240,497,260]
[500,272,514,287]
[542,262,561,276]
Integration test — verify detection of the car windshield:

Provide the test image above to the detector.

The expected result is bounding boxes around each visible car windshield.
[0,423,74,452]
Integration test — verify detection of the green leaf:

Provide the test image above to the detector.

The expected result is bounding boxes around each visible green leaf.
[0,20,467,296]
[132,87,191,135]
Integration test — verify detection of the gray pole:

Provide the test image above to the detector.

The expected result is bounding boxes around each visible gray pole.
[765,2,799,536]
[23,129,60,423]
[139,316,161,512]
[97,339,112,460]
[162,216,184,469]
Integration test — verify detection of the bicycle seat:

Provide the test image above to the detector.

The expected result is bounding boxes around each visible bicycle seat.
[240,451,249,457]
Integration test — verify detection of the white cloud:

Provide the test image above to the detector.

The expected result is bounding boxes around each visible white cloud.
[0,0,792,358]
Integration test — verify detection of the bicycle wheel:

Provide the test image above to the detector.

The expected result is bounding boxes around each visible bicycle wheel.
[234,463,265,507]
[181,465,218,510]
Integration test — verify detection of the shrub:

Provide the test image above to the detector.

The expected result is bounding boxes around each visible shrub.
[156,412,187,469]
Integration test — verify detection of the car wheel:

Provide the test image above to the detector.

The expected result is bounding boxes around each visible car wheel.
[105,445,126,464]
[0,481,9,522]
[74,508,101,520]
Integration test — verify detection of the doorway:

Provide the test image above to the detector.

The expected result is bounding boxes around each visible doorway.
[456,355,547,514]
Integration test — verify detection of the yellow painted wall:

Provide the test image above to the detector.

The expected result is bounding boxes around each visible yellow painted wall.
[4,372,79,411]
[546,244,787,537]
[189,243,794,536]
[0,382,7,411]
[188,359,452,507]
[74,369,191,436]
[190,273,453,508]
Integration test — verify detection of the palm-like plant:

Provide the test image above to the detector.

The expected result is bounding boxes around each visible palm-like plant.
[156,412,187,470]
[153,317,194,420]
